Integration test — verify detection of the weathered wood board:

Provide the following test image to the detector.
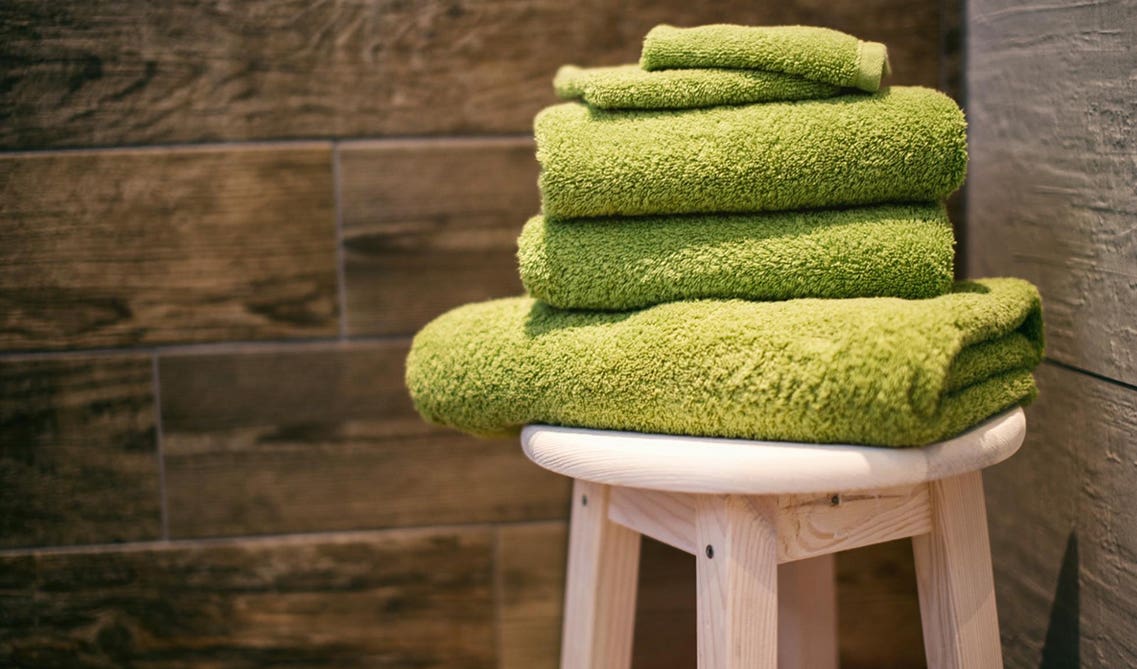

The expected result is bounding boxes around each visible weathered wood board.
[0,354,160,548]
[0,147,338,351]
[1,0,941,148]
[159,341,571,538]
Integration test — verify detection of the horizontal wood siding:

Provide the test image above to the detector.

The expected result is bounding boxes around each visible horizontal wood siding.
[340,139,537,336]
[0,528,496,668]
[159,342,571,538]
[0,355,160,548]
[0,147,338,351]
[2,0,940,149]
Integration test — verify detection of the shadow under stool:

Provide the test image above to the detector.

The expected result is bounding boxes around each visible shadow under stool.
[520,408,1026,669]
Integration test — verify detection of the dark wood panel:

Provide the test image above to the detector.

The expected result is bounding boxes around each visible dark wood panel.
[0,355,160,548]
[0,147,338,351]
[0,527,495,668]
[984,363,1137,668]
[1,0,941,149]
[340,139,536,336]
[632,538,698,669]
[837,541,926,669]
[967,0,1137,384]
[497,522,567,669]
[159,341,571,539]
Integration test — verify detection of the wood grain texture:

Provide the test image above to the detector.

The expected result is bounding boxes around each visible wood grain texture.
[0,355,160,548]
[912,471,1002,668]
[778,555,838,669]
[0,0,942,149]
[560,481,640,669]
[0,147,337,351]
[837,541,926,669]
[983,363,1137,668]
[777,485,932,563]
[497,522,568,669]
[159,341,571,539]
[340,139,536,336]
[966,0,1137,383]
[608,487,696,555]
[0,527,495,668]
[695,495,778,669]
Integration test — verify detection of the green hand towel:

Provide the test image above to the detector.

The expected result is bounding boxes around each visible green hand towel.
[406,278,1043,447]
[535,86,967,220]
[518,204,955,310]
[641,24,889,93]
[554,64,841,110]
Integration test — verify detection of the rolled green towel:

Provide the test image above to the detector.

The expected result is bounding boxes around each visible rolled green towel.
[535,86,967,220]
[518,204,955,310]
[554,64,841,110]
[641,24,889,93]
[406,278,1043,447]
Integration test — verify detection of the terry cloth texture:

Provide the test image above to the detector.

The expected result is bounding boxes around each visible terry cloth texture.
[518,204,956,310]
[554,64,841,110]
[641,24,889,93]
[406,278,1043,447]
[535,86,967,219]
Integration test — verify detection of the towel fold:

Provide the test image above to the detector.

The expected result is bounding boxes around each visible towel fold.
[406,278,1043,447]
[641,24,889,92]
[554,64,840,110]
[536,86,967,220]
[518,204,955,310]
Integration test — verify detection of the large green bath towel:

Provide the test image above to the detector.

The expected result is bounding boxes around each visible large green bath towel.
[554,64,840,110]
[518,204,955,310]
[641,24,889,93]
[535,87,967,220]
[406,278,1043,447]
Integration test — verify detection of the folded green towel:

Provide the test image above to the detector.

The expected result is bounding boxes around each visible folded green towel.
[554,64,841,110]
[641,24,889,93]
[406,278,1042,447]
[518,204,955,310]
[535,86,967,220]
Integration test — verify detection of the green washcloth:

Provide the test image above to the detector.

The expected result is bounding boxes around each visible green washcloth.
[406,278,1043,447]
[641,24,889,93]
[518,204,955,311]
[554,64,841,110]
[535,86,967,220]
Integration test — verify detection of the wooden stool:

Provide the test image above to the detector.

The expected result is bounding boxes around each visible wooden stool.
[521,408,1026,669]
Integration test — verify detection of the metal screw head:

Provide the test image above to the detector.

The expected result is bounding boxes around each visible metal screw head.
[581,494,588,506]
[705,545,715,559]
[830,494,841,506]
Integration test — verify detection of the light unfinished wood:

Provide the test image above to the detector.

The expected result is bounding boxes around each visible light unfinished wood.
[522,408,1025,494]
[561,480,641,669]
[605,484,931,564]
[913,471,1003,669]
[695,495,779,669]
[608,486,697,555]
[777,484,932,562]
[778,554,838,669]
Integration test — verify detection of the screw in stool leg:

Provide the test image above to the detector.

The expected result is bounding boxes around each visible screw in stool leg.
[695,494,779,669]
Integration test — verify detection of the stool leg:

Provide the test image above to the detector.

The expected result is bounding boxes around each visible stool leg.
[778,554,838,669]
[695,494,779,669]
[561,479,641,669]
[912,471,1003,669]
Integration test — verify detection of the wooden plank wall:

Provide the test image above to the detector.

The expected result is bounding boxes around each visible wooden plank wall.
[967,0,1137,666]
[2,1,956,666]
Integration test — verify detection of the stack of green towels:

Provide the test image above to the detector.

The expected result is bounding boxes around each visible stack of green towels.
[407,24,1043,447]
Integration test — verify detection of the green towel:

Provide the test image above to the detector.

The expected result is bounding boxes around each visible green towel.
[535,86,967,220]
[406,278,1043,447]
[518,204,956,310]
[554,64,841,110]
[641,24,889,93]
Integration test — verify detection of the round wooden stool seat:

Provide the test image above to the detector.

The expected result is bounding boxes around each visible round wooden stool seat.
[522,407,1026,494]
